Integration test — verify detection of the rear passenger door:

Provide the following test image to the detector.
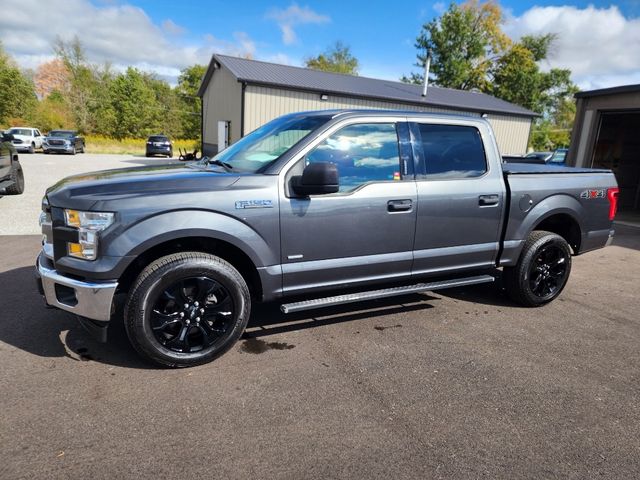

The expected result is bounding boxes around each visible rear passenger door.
[411,121,505,276]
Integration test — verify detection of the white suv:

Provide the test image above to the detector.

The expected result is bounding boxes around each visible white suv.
[5,127,44,153]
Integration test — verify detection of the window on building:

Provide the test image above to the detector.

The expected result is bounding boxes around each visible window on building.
[417,124,487,179]
[305,123,401,192]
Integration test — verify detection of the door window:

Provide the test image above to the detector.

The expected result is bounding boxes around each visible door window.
[417,124,487,179]
[305,123,401,192]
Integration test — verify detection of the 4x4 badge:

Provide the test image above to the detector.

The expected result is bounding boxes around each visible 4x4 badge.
[580,189,605,199]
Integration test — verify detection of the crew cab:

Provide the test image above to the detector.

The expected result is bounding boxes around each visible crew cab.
[6,127,44,154]
[35,110,618,367]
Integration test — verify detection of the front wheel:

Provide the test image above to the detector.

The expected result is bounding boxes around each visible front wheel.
[124,252,251,367]
[29,143,35,154]
[503,230,572,307]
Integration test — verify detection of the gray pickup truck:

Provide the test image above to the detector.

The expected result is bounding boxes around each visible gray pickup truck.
[36,110,619,367]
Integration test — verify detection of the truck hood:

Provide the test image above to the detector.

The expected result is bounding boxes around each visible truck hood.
[10,135,32,143]
[46,163,240,210]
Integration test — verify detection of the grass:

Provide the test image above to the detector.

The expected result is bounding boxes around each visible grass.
[84,135,199,155]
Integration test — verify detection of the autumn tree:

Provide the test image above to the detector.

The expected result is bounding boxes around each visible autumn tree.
[305,42,359,75]
[33,59,69,99]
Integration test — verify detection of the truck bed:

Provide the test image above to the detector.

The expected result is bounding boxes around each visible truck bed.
[502,163,611,175]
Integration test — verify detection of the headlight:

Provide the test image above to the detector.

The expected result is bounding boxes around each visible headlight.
[64,210,114,260]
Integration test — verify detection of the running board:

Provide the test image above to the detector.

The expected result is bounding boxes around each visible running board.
[280,274,495,314]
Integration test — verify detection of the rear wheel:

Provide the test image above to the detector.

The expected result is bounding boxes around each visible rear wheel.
[5,160,24,195]
[125,252,251,367]
[503,230,572,307]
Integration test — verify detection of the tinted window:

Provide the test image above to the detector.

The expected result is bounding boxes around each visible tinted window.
[149,136,169,142]
[418,124,487,178]
[306,123,400,192]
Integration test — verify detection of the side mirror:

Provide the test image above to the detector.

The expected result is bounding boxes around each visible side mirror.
[292,162,339,196]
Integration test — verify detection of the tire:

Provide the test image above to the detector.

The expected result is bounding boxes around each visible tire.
[124,252,251,367]
[167,149,173,158]
[79,143,85,153]
[28,143,35,154]
[503,230,572,307]
[5,160,25,195]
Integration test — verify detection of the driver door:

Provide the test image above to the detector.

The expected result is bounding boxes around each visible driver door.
[279,121,417,295]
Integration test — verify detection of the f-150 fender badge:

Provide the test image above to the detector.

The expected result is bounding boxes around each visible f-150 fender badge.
[235,200,274,209]
[580,189,606,199]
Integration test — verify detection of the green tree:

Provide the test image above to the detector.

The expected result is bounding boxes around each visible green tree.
[405,0,510,89]
[105,68,160,139]
[176,64,206,139]
[305,41,359,75]
[0,43,37,126]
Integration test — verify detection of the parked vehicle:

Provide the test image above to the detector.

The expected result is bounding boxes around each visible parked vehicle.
[35,110,618,367]
[549,148,568,165]
[145,135,173,158]
[43,130,85,155]
[0,133,25,195]
[6,127,44,154]
[504,148,568,166]
[525,151,553,163]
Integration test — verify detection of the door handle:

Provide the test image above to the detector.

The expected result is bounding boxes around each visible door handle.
[387,199,413,212]
[478,194,499,206]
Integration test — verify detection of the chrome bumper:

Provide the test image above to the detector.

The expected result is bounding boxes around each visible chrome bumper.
[36,253,118,321]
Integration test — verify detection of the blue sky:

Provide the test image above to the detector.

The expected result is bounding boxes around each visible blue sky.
[2,0,639,89]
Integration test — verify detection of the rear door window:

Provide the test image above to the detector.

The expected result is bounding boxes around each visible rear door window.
[416,124,487,179]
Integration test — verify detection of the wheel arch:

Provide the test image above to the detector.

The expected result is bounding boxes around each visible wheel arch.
[116,235,263,301]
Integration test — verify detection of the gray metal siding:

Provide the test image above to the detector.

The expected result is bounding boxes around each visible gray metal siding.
[244,85,531,155]
[201,64,242,154]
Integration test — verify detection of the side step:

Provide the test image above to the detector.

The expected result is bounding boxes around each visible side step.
[280,274,495,314]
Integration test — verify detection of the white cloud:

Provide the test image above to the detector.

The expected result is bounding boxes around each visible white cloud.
[504,5,640,89]
[432,2,446,15]
[0,0,255,83]
[162,19,185,36]
[266,3,330,45]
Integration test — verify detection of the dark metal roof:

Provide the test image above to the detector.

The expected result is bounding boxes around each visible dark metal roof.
[198,54,538,118]
[575,84,640,98]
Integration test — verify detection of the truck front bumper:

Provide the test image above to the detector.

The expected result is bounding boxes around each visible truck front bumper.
[35,253,118,322]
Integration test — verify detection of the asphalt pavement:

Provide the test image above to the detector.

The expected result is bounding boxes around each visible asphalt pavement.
[0,155,639,479]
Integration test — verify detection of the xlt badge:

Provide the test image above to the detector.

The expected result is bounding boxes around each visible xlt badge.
[235,200,274,209]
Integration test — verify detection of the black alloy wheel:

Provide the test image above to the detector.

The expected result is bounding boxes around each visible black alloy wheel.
[504,230,572,307]
[150,276,234,353]
[527,243,569,300]
[125,252,250,367]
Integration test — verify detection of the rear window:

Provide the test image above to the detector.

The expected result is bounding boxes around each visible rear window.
[149,136,169,142]
[417,124,487,179]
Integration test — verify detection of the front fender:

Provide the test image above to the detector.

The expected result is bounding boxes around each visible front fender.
[106,209,279,267]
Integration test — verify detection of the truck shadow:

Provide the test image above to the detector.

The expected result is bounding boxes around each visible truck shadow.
[0,265,439,369]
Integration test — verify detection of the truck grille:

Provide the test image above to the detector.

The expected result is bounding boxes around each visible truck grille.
[48,140,64,146]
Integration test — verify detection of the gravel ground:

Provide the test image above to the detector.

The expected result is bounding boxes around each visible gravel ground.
[0,153,181,235]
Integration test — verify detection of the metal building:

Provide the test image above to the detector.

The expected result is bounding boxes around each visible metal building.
[567,84,640,214]
[197,54,537,157]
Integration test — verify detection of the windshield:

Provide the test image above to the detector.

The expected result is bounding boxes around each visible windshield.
[49,131,75,138]
[210,114,332,172]
[8,128,31,136]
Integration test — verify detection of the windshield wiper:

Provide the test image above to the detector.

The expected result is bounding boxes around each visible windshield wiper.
[205,158,234,171]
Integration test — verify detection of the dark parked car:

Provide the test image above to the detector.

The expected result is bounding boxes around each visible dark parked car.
[43,130,85,155]
[145,135,173,157]
[0,132,24,195]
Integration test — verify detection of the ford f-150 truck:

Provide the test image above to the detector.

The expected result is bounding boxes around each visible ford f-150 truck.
[35,110,619,367]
